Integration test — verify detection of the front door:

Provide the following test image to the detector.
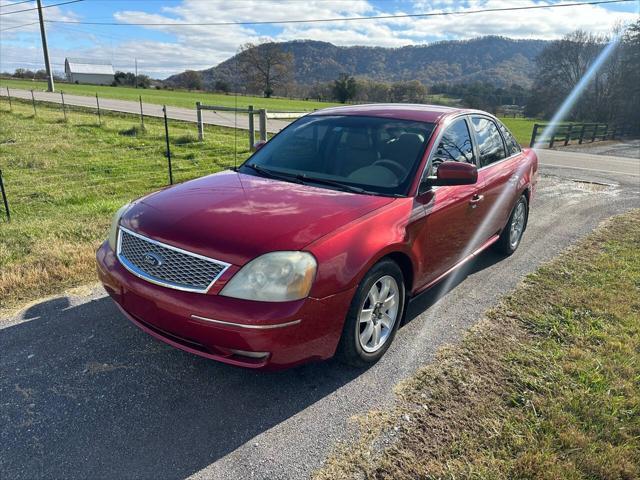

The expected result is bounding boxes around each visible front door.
[412,116,486,290]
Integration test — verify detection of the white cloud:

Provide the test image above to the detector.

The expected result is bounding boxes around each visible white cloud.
[1,0,636,78]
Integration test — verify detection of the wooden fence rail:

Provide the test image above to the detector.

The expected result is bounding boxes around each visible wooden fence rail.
[195,102,308,149]
[529,121,638,148]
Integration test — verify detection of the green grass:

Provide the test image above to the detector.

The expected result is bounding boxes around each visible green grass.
[0,78,535,144]
[500,116,537,145]
[316,210,640,480]
[0,97,251,314]
[0,77,338,111]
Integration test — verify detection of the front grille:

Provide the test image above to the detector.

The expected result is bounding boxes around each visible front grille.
[117,227,230,293]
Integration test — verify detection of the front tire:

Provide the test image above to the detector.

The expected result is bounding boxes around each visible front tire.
[495,194,528,255]
[336,259,406,367]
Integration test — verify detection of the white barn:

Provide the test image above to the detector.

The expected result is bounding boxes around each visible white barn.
[65,58,115,85]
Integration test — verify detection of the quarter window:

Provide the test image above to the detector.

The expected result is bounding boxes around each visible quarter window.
[497,120,521,157]
[471,117,506,167]
[431,118,475,174]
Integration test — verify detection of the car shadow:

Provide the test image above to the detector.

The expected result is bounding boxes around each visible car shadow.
[404,249,505,324]
[0,296,365,479]
[1,249,504,479]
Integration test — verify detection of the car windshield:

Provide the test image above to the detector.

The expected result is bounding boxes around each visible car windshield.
[239,115,435,196]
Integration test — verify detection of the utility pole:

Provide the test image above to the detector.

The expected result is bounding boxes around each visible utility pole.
[36,0,55,92]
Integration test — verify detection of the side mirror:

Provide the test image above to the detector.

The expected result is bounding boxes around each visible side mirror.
[253,140,267,152]
[423,161,478,189]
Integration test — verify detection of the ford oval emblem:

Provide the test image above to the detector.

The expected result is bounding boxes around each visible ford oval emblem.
[143,252,163,267]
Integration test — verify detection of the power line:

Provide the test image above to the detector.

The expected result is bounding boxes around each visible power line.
[0,0,34,8]
[0,0,83,16]
[42,0,633,26]
[0,20,38,31]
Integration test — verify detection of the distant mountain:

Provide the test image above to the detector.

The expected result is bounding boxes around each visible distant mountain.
[165,36,548,90]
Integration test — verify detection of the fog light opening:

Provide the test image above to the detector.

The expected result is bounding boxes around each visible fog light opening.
[229,349,270,360]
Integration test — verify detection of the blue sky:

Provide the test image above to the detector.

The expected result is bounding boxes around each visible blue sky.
[1,0,638,78]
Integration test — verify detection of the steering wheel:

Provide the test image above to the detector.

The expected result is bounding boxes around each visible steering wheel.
[373,159,408,179]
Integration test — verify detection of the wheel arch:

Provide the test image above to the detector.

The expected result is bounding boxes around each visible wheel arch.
[376,250,415,295]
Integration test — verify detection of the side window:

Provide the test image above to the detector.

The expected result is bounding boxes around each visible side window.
[431,118,475,174]
[497,120,521,157]
[471,117,506,167]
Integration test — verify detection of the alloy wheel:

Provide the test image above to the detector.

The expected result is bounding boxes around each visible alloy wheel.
[509,200,526,249]
[358,275,400,353]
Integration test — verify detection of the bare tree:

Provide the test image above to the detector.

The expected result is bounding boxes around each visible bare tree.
[525,29,631,123]
[238,42,293,98]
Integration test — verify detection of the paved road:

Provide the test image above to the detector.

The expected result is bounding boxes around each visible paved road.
[537,148,639,177]
[0,88,292,134]
[1,151,639,478]
[554,138,640,159]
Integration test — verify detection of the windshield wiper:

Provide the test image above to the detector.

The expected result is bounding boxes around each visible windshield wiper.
[298,174,404,197]
[245,164,401,197]
[244,163,303,184]
[295,174,369,194]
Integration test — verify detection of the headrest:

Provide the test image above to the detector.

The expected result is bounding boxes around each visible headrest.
[344,130,370,150]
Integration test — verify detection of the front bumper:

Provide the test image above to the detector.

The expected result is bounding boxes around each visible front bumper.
[96,241,355,370]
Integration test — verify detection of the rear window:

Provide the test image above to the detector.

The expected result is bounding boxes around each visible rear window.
[471,116,506,167]
[497,120,522,157]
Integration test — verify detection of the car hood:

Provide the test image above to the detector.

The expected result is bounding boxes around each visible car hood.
[120,170,395,266]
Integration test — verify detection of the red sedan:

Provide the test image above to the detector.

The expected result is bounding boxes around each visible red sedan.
[97,104,538,369]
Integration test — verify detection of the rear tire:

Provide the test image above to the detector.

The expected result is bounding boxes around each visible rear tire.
[336,259,406,367]
[495,194,528,255]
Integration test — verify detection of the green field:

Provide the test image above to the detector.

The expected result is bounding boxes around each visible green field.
[0,77,338,111]
[317,210,640,479]
[0,78,536,144]
[0,97,250,314]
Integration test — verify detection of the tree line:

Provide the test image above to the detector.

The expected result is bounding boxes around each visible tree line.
[4,22,638,128]
[526,22,639,127]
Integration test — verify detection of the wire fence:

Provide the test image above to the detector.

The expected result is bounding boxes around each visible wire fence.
[0,94,253,223]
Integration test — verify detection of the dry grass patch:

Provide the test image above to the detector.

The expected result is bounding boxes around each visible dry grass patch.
[316,210,640,480]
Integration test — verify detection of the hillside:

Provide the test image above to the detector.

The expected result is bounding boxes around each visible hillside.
[165,36,548,90]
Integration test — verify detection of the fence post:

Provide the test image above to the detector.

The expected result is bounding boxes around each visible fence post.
[6,87,11,112]
[31,90,37,116]
[578,123,587,144]
[0,169,10,222]
[95,93,101,126]
[601,123,609,141]
[139,95,144,129]
[549,125,557,148]
[259,108,267,141]
[196,101,203,141]
[591,124,599,143]
[248,105,254,150]
[60,91,67,122]
[162,105,173,185]
[529,124,539,148]
[563,124,573,146]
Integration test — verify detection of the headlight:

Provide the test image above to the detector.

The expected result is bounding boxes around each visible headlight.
[107,203,131,250]
[220,251,317,302]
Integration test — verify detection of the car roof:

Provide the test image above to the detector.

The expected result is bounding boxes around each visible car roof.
[309,103,468,124]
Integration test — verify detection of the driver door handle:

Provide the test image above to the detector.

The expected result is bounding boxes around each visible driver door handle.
[469,194,484,208]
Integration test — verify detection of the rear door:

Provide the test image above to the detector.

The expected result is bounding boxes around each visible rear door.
[413,116,486,290]
[470,116,522,243]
